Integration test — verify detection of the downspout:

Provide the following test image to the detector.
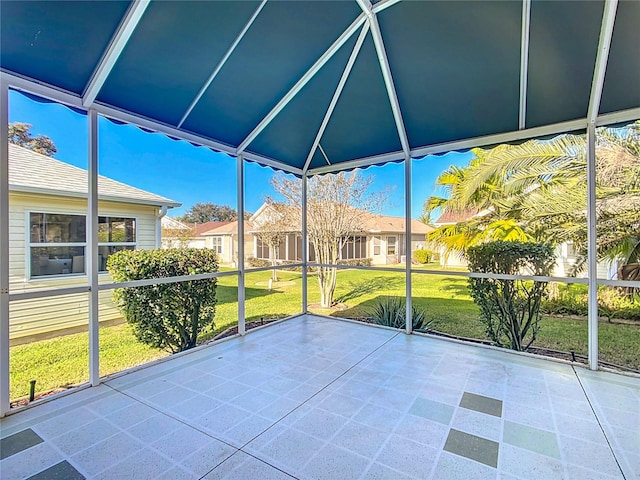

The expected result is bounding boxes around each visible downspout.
[156,205,168,248]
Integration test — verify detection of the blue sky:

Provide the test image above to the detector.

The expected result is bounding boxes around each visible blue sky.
[9,90,473,219]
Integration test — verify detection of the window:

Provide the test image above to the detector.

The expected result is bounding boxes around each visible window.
[387,236,397,255]
[211,237,223,255]
[341,236,367,260]
[373,236,381,256]
[256,237,269,259]
[29,213,136,278]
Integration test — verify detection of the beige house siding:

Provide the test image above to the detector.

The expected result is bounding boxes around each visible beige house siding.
[9,191,160,340]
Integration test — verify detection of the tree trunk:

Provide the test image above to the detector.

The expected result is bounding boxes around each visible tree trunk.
[270,245,279,282]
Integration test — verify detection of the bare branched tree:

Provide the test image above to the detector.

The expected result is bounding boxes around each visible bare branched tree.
[270,171,384,308]
[253,202,293,281]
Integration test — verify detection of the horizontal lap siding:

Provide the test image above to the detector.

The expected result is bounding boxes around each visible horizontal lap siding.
[8,192,160,339]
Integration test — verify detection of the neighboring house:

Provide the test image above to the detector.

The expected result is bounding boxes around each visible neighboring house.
[200,220,255,267]
[430,209,480,268]
[432,209,616,278]
[201,203,432,266]
[161,218,230,249]
[8,144,180,342]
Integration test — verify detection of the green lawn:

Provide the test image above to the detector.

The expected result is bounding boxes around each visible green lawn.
[9,268,639,401]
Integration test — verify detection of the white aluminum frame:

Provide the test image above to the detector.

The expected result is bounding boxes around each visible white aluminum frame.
[88,109,100,385]
[238,155,246,335]
[237,14,367,154]
[83,1,150,108]
[302,22,370,173]
[1,0,638,414]
[1,78,10,416]
[178,0,267,128]
[519,0,531,129]
[585,0,618,370]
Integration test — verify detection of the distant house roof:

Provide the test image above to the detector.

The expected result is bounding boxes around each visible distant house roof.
[193,221,232,236]
[434,208,479,225]
[9,143,180,208]
[201,220,253,236]
[361,214,432,235]
[245,202,431,235]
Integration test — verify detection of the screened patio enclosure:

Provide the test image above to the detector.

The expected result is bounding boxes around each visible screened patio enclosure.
[1,0,639,418]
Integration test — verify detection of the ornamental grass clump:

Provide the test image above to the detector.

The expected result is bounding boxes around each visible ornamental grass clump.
[466,241,555,351]
[369,296,430,331]
[107,248,218,353]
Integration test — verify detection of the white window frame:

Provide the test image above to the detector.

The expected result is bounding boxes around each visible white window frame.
[211,236,223,255]
[26,210,138,280]
[373,235,381,256]
[387,235,397,256]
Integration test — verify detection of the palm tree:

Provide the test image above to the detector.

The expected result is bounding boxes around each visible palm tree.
[424,121,640,275]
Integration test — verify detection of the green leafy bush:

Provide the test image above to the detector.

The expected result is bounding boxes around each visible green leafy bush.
[466,241,555,351]
[369,296,431,331]
[337,258,372,267]
[247,257,272,268]
[413,249,432,264]
[542,283,640,321]
[107,249,218,353]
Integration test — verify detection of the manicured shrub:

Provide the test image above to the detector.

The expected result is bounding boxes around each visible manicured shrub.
[247,257,272,268]
[107,248,218,353]
[369,296,431,331]
[413,249,432,264]
[466,241,555,351]
[337,258,372,267]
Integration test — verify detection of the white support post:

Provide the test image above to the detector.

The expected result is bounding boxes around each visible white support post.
[301,173,308,312]
[404,156,412,334]
[88,109,100,385]
[237,156,246,335]
[519,0,531,130]
[0,80,10,415]
[586,123,598,370]
[585,0,618,371]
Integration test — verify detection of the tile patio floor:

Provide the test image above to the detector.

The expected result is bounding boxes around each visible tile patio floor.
[1,315,638,479]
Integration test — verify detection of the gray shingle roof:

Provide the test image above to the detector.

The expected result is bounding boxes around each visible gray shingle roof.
[8,144,180,207]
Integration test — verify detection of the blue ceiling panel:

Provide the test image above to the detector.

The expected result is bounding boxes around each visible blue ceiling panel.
[600,0,640,115]
[98,1,261,127]
[247,35,358,170]
[308,149,328,170]
[379,1,521,149]
[526,0,604,128]
[182,1,361,147]
[319,34,402,163]
[0,1,131,94]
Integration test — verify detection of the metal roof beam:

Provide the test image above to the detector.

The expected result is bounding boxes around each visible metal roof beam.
[92,104,303,175]
[237,13,367,154]
[177,0,267,128]
[318,144,332,165]
[308,104,640,176]
[3,71,304,175]
[82,0,150,108]
[587,0,618,123]
[357,0,411,158]
[372,0,403,14]
[518,0,531,129]
[302,22,369,173]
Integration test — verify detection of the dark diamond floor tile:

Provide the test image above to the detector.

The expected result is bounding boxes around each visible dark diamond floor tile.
[444,428,499,468]
[460,391,503,417]
[27,460,85,480]
[1,428,44,460]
